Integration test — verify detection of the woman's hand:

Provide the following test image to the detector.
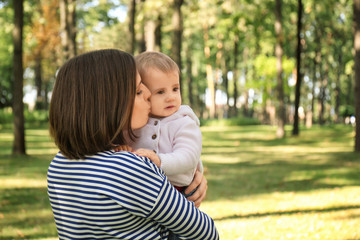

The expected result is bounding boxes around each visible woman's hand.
[113,145,133,152]
[185,170,207,208]
[133,148,161,168]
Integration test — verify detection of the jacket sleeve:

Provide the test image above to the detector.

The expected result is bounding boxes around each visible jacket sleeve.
[148,177,219,240]
[158,116,202,178]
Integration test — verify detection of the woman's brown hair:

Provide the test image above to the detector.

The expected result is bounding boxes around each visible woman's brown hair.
[49,49,136,159]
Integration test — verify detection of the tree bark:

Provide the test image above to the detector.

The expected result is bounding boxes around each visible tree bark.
[185,44,194,108]
[293,0,303,135]
[232,36,239,117]
[221,53,230,118]
[171,0,184,98]
[155,15,162,52]
[275,0,285,138]
[34,56,43,110]
[145,19,156,51]
[203,23,215,119]
[128,0,136,54]
[12,0,26,155]
[60,0,76,62]
[242,46,249,117]
[314,21,323,125]
[354,0,360,152]
[319,56,329,125]
[334,53,342,123]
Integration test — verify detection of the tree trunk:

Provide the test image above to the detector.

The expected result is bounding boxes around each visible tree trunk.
[221,54,230,118]
[232,36,239,117]
[145,19,156,51]
[314,26,324,125]
[203,23,215,119]
[354,0,360,152]
[275,0,285,138]
[35,56,43,110]
[214,42,223,118]
[12,0,26,155]
[60,0,76,62]
[293,0,303,135]
[242,46,249,117]
[128,0,136,54]
[306,59,316,128]
[171,0,184,98]
[185,43,194,108]
[334,53,342,123]
[139,22,146,53]
[319,56,329,125]
[68,0,76,57]
[155,15,162,52]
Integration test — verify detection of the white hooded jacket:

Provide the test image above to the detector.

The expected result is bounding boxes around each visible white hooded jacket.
[130,105,203,186]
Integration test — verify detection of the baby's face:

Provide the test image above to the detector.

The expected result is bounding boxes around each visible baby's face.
[142,68,181,118]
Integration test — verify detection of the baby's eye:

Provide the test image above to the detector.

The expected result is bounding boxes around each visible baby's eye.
[173,87,179,92]
[157,90,164,94]
[136,90,143,95]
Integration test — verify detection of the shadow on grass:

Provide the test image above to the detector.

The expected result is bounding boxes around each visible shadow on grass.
[201,125,359,201]
[204,151,360,201]
[202,124,354,147]
[0,155,51,177]
[213,204,360,221]
[0,187,49,213]
[0,187,57,239]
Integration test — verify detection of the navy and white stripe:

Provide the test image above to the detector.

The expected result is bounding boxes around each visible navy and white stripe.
[47,151,219,240]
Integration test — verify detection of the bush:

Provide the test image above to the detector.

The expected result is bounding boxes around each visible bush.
[0,107,49,128]
[200,117,261,127]
[0,107,13,124]
[24,109,49,123]
[340,105,355,117]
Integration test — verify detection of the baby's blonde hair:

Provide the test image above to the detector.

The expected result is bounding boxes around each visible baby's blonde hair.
[135,51,180,77]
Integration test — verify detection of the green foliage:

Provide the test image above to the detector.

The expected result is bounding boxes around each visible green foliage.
[340,105,355,117]
[1,0,357,127]
[0,108,13,124]
[0,108,48,127]
[0,2,14,108]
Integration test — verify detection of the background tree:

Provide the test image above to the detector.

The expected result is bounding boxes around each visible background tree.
[60,0,76,61]
[0,2,14,109]
[25,0,61,110]
[1,0,358,144]
[128,0,136,54]
[171,0,184,94]
[354,0,360,152]
[293,0,303,135]
[12,0,25,155]
[275,0,286,138]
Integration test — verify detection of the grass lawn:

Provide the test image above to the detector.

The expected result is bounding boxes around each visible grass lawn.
[0,124,359,239]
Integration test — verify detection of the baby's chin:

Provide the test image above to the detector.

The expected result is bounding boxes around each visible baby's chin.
[150,113,167,118]
[150,112,172,118]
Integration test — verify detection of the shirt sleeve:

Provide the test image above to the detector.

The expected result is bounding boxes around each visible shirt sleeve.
[159,117,202,177]
[148,176,219,240]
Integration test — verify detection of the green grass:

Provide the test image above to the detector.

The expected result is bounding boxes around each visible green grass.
[0,124,359,239]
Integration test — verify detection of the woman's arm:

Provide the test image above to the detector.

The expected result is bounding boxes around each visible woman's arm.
[149,176,219,240]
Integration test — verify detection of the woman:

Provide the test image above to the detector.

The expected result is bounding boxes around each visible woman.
[47,49,219,240]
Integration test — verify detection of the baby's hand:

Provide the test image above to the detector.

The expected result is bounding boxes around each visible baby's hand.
[113,145,133,152]
[134,148,161,168]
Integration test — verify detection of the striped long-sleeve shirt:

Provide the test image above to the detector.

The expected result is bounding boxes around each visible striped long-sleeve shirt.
[47,150,219,240]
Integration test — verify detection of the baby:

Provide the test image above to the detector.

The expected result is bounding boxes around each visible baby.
[119,51,203,195]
